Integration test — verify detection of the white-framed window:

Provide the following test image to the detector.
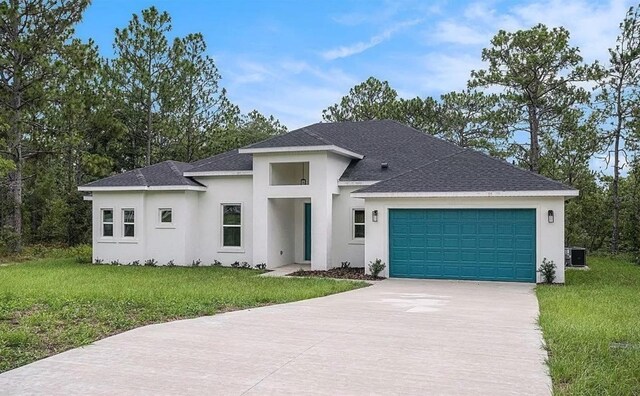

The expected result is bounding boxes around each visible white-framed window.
[159,208,173,225]
[122,208,135,238]
[353,208,365,239]
[221,204,242,247]
[101,208,113,237]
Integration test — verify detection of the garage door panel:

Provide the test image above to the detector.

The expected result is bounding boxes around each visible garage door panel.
[389,209,536,282]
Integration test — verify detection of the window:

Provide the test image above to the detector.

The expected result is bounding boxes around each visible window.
[222,204,242,247]
[101,209,113,237]
[123,209,135,238]
[353,209,365,239]
[159,208,172,224]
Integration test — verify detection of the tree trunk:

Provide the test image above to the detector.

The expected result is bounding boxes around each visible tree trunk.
[9,78,23,252]
[527,104,540,173]
[611,130,622,254]
[146,92,152,166]
[611,78,625,254]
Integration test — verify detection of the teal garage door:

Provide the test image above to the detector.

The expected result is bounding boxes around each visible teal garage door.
[389,209,536,282]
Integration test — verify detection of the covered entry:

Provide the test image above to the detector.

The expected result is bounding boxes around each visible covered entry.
[388,209,536,282]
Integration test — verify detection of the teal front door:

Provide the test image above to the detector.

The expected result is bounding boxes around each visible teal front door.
[304,203,311,261]
[389,209,536,282]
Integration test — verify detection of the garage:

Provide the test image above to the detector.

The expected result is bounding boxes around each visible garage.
[389,209,536,282]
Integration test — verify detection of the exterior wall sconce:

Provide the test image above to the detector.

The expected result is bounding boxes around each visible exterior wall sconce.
[548,210,554,223]
[372,210,378,222]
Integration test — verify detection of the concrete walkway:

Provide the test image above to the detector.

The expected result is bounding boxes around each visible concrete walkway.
[0,279,551,395]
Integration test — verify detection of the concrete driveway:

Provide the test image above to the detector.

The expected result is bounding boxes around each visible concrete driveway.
[0,279,550,395]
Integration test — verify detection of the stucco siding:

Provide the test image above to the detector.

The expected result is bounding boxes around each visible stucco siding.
[363,196,567,283]
[92,191,145,264]
[193,175,253,266]
[143,191,191,265]
[332,186,366,267]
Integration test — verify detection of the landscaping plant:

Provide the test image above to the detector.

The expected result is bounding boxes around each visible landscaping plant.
[538,258,556,284]
[368,258,386,278]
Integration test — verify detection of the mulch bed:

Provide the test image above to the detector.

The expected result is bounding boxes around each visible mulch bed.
[287,267,384,281]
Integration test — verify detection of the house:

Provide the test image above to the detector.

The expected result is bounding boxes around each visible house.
[79,120,578,283]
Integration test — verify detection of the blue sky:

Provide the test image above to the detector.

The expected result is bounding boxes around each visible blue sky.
[77,0,634,133]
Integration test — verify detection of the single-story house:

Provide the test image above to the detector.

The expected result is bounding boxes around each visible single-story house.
[79,120,578,283]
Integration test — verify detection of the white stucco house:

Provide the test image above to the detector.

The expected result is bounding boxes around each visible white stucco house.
[79,120,578,283]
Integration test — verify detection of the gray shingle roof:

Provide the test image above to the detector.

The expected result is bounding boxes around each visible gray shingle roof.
[82,160,203,188]
[187,149,253,173]
[242,120,463,181]
[355,149,575,193]
[82,120,576,194]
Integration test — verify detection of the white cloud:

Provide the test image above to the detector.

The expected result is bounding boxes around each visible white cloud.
[321,18,423,60]
[223,57,358,128]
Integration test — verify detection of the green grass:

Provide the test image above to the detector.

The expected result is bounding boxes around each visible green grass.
[0,258,366,373]
[537,256,640,395]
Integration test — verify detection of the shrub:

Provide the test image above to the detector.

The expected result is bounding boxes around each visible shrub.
[368,258,386,278]
[130,260,140,266]
[94,258,104,265]
[231,261,240,268]
[191,259,201,267]
[538,258,556,284]
[240,261,251,269]
[255,263,267,270]
[167,260,175,267]
[110,260,121,266]
[212,260,222,266]
[144,258,157,267]
[70,245,92,264]
[340,261,351,269]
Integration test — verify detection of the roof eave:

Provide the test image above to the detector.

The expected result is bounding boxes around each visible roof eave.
[78,185,207,192]
[183,170,253,177]
[239,145,364,160]
[351,190,580,199]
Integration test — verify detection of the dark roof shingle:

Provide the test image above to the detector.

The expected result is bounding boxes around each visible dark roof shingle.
[82,160,203,188]
[355,149,574,193]
[187,149,253,173]
[82,120,576,194]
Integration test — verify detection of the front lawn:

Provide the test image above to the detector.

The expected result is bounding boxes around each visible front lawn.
[0,258,366,373]
[537,256,640,395]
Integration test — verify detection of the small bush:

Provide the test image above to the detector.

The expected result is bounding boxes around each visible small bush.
[341,261,351,269]
[130,260,140,266]
[144,258,157,267]
[167,260,175,267]
[231,261,240,268]
[212,260,222,266]
[538,258,556,284]
[255,263,267,270]
[368,258,386,278]
[191,259,201,267]
[240,261,251,269]
[110,260,121,266]
[94,258,104,265]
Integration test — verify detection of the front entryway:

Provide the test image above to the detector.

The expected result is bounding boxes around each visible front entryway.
[389,209,536,282]
[304,203,311,261]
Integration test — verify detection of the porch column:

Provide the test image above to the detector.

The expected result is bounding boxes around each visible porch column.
[311,194,332,270]
[253,196,268,266]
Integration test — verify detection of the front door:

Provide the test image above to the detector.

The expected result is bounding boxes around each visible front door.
[304,203,311,261]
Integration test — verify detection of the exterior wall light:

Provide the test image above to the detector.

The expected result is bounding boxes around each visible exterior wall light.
[548,210,554,223]
[372,210,378,223]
